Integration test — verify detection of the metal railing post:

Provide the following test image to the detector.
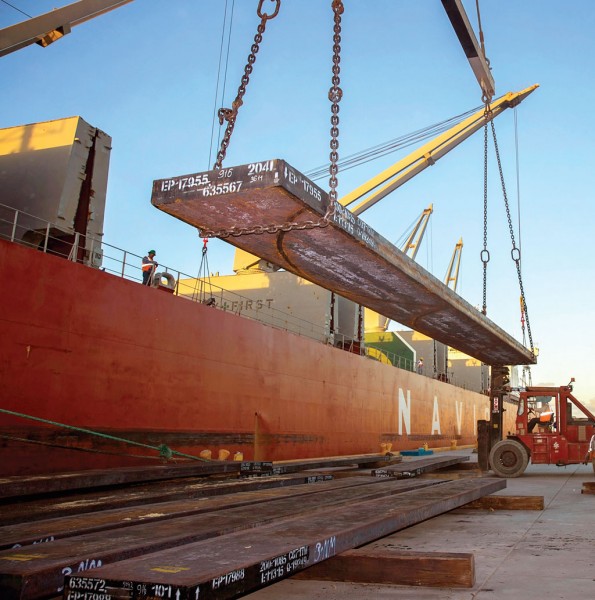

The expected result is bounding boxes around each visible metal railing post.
[71,232,80,262]
[11,210,18,242]
[121,251,127,278]
[42,222,50,253]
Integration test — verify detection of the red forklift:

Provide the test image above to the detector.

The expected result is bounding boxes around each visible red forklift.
[489,379,595,477]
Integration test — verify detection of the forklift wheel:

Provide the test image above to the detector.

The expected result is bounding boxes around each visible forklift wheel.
[489,440,529,478]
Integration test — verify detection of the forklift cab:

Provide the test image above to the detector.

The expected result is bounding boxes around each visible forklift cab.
[517,394,555,435]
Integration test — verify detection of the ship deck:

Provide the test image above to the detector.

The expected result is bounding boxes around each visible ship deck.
[152,160,535,367]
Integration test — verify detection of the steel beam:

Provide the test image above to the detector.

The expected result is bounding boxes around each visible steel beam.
[0,0,134,57]
[0,474,331,527]
[152,160,535,366]
[441,0,495,99]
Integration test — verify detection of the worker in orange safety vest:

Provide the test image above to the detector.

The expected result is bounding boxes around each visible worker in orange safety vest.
[142,250,158,285]
[528,403,554,433]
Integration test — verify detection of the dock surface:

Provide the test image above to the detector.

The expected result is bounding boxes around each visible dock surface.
[248,453,595,600]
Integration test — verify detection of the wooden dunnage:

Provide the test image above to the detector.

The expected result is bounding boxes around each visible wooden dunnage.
[292,549,475,587]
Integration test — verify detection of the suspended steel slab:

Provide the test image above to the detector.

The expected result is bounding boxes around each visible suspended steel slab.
[152,159,535,366]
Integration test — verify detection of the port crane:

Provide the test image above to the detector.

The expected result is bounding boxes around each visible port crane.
[0,0,133,57]
[445,238,463,292]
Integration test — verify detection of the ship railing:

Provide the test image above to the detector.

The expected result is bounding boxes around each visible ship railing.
[0,202,475,388]
[0,201,334,342]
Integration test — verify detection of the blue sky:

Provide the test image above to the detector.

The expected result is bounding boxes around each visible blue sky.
[2,1,595,407]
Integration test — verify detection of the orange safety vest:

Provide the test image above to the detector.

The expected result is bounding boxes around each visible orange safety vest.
[539,410,554,422]
[142,258,156,272]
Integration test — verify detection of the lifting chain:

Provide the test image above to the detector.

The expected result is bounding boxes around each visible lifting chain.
[480,103,490,315]
[213,0,280,171]
[202,0,344,239]
[489,119,535,356]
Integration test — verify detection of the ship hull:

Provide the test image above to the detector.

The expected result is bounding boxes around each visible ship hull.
[0,239,503,476]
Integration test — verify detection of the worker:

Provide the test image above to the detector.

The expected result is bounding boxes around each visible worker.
[583,434,595,465]
[416,357,424,375]
[528,402,554,433]
[141,250,158,285]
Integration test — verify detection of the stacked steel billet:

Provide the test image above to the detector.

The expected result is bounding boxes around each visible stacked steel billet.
[372,455,470,479]
[0,478,441,598]
[61,479,505,599]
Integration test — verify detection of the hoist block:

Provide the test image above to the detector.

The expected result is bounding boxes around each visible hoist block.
[151,159,535,366]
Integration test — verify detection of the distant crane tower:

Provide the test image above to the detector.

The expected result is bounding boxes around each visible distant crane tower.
[444,237,463,292]
[401,204,433,260]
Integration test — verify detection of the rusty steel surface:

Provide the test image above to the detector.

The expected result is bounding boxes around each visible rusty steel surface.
[152,160,535,366]
[63,478,506,600]
[0,475,404,551]
[0,461,240,500]
[0,474,332,528]
[0,478,440,599]
[0,454,396,500]
[372,455,470,478]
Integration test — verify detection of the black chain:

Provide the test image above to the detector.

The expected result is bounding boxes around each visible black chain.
[489,119,535,356]
[327,0,344,213]
[480,105,490,315]
[213,0,281,171]
[201,0,343,239]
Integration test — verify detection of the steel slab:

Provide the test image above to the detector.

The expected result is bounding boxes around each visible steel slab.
[0,476,385,550]
[372,455,470,478]
[63,478,505,600]
[0,479,439,599]
[152,160,535,366]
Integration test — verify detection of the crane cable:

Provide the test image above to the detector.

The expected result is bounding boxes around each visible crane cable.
[305,105,482,181]
[193,238,215,305]
[208,0,235,169]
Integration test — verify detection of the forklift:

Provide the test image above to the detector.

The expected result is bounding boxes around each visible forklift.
[481,370,595,478]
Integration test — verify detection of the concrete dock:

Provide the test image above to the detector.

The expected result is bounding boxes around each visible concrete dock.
[248,453,595,600]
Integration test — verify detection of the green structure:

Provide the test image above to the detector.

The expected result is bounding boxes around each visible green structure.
[365,331,414,371]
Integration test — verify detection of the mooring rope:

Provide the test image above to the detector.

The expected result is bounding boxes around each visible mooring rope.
[0,408,209,462]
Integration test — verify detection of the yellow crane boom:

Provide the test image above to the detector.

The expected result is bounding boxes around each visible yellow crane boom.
[445,237,464,292]
[339,85,539,216]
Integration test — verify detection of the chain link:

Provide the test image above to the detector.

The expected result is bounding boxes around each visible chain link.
[489,119,535,356]
[202,0,344,239]
[213,0,281,171]
[480,104,490,315]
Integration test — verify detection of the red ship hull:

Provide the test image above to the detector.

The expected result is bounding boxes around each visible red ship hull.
[0,239,501,476]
